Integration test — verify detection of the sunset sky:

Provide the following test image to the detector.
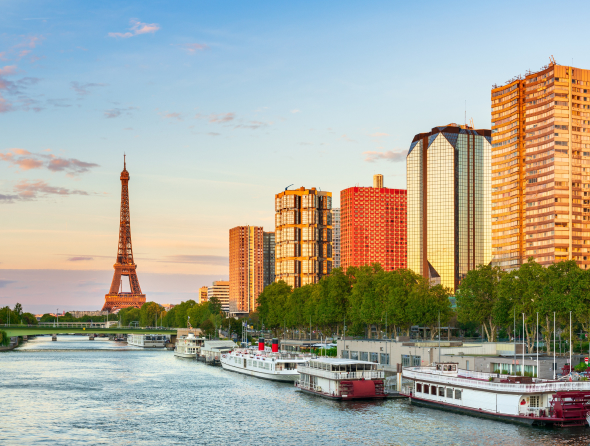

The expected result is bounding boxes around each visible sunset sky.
[2,0,589,313]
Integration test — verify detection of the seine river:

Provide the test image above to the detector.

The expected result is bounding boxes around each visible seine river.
[2,336,590,445]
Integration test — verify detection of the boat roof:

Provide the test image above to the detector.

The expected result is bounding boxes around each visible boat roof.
[310,358,376,366]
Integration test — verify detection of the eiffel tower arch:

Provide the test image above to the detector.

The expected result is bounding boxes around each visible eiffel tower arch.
[102,156,146,312]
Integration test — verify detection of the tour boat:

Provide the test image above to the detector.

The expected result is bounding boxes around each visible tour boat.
[295,358,387,400]
[174,333,205,358]
[220,338,310,382]
[127,333,170,348]
[401,362,590,427]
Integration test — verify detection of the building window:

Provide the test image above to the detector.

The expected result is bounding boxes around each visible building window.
[402,355,410,367]
[370,352,378,363]
[412,356,421,367]
[380,353,390,365]
[360,352,369,361]
[342,350,349,359]
[351,351,359,360]
[455,389,462,400]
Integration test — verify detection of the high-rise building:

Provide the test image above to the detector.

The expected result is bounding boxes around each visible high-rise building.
[332,208,341,269]
[229,226,264,316]
[340,175,407,272]
[492,61,590,269]
[263,231,275,289]
[199,286,208,304]
[275,187,333,288]
[407,124,492,291]
[208,280,230,313]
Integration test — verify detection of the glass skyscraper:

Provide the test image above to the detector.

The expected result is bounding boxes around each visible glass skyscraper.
[407,124,492,292]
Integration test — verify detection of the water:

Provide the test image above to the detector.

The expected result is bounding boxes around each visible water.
[1,336,590,445]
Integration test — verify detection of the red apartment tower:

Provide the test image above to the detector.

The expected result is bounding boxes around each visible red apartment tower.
[340,175,407,272]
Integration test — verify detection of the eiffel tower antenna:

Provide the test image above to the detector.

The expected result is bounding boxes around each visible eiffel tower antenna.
[102,158,146,312]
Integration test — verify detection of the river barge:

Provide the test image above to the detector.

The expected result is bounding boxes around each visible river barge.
[401,362,590,427]
[127,333,170,348]
[174,333,205,358]
[220,338,310,382]
[295,358,387,400]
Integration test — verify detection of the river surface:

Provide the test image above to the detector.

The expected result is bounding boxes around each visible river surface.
[1,335,590,445]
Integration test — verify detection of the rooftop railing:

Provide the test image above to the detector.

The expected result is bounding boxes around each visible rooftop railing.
[297,366,384,381]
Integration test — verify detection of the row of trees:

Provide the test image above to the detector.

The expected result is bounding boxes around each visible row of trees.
[1,304,37,325]
[257,265,453,339]
[456,259,590,354]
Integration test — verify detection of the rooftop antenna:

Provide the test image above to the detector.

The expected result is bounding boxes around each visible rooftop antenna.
[284,184,293,191]
[469,117,474,129]
[124,153,126,169]
[464,100,466,128]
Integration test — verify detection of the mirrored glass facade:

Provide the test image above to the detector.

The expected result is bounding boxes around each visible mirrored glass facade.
[407,124,492,291]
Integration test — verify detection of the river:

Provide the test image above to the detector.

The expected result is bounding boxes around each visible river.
[1,335,589,445]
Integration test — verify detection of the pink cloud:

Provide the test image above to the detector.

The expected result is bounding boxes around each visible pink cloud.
[0,65,17,76]
[175,43,209,54]
[363,150,406,162]
[0,149,99,175]
[0,96,12,113]
[108,19,160,38]
[208,112,235,123]
[162,112,182,120]
[13,180,89,200]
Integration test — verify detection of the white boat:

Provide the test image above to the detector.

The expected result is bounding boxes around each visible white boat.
[174,333,205,358]
[401,362,590,427]
[295,358,387,400]
[127,333,170,348]
[220,338,311,382]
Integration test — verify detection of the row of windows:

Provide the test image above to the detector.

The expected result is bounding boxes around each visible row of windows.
[415,383,462,400]
[341,350,390,365]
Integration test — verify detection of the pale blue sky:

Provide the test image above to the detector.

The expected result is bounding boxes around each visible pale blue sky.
[2,0,589,312]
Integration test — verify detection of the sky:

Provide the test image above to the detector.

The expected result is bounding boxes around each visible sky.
[2,0,590,313]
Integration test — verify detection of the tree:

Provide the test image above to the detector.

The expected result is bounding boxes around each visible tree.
[407,280,453,340]
[13,303,22,317]
[456,264,505,341]
[208,295,222,316]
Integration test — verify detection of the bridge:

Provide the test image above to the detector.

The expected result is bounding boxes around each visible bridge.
[2,325,177,338]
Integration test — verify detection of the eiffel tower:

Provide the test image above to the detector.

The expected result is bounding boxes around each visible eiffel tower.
[102,156,146,312]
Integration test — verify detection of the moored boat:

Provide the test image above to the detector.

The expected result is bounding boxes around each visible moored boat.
[174,333,205,358]
[295,358,387,400]
[220,338,311,382]
[401,362,590,427]
[127,333,170,348]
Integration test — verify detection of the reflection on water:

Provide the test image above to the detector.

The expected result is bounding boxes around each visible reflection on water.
[1,336,590,445]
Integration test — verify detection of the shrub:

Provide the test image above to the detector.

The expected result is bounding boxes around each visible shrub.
[0,330,9,347]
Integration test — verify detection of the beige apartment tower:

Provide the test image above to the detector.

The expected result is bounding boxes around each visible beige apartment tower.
[275,187,333,288]
[492,61,590,269]
[229,226,264,316]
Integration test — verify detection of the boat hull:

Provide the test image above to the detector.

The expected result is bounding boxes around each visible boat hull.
[174,352,196,358]
[296,385,388,400]
[221,361,298,382]
[407,394,563,426]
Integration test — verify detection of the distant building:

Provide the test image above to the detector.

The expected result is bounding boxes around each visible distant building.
[69,311,108,318]
[332,208,341,269]
[275,186,333,288]
[208,280,230,314]
[340,175,407,272]
[229,226,264,316]
[407,124,492,291]
[161,303,175,311]
[199,286,209,304]
[263,231,275,289]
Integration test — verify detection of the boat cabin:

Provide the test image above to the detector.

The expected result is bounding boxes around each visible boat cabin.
[308,359,379,374]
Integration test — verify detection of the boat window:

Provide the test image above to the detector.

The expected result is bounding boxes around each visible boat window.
[423,385,429,394]
[455,390,462,400]
[431,386,437,396]
[438,387,444,397]
[446,388,453,398]
[416,383,422,393]
[530,396,540,408]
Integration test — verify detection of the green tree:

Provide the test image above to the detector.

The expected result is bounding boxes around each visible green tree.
[408,280,453,340]
[208,295,222,316]
[21,313,38,325]
[456,264,505,341]
[13,303,23,317]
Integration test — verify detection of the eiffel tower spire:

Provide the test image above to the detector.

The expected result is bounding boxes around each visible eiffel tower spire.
[102,156,146,312]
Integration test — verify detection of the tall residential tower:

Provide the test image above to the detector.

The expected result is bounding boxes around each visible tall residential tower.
[492,61,590,269]
[275,187,333,288]
[229,226,264,316]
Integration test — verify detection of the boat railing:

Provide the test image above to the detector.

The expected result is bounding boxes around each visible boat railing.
[403,368,590,393]
[297,366,384,381]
